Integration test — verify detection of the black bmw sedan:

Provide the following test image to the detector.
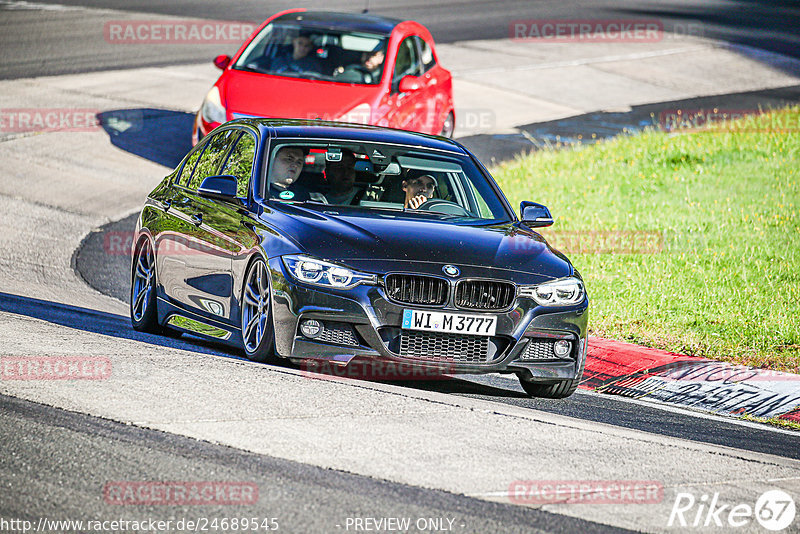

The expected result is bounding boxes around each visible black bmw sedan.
[131,119,588,398]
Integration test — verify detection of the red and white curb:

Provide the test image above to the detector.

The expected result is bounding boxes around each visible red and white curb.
[580,337,800,423]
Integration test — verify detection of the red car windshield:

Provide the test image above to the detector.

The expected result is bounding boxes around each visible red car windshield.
[234,22,389,84]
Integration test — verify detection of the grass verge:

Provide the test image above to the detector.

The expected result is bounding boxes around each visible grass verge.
[740,414,800,431]
[493,106,800,373]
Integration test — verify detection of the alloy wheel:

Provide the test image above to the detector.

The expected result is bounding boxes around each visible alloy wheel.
[242,259,270,353]
[131,240,155,323]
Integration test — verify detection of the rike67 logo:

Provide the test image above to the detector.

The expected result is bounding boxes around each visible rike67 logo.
[668,489,796,531]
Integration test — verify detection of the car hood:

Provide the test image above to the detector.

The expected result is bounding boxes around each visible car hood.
[222,70,378,120]
[263,204,573,283]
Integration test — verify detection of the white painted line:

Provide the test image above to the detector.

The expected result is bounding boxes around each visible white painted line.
[0,0,85,11]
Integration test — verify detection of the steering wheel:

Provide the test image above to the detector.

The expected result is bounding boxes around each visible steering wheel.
[334,65,373,83]
[416,198,471,216]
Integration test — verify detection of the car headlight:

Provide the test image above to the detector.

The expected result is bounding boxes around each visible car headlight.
[282,255,376,289]
[519,277,585,307]
[201,86,227,124]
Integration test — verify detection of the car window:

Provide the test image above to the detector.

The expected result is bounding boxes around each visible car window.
[220,131,257,198]
[263,141,511,223]
[393,37,422,82]
[233,22,389,85]
[177,146,203,185]
[415,37,436,72]
[186,129,236,191]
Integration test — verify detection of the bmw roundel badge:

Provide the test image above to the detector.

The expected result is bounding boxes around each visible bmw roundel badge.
[442,264,460,277]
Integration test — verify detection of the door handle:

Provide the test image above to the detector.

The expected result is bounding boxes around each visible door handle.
[191,213,202,226]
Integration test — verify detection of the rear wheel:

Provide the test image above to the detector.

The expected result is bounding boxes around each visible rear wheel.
[241,258,277,363]
[130,238,160,333]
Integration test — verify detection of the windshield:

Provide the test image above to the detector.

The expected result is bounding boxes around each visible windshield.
[234,22,389,84]
[262,142,512,224]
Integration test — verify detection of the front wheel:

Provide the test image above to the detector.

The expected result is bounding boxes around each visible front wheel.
[130,238,161,333]
[518,377,580,399]
[241,257,277,363]
[518,345,586,399]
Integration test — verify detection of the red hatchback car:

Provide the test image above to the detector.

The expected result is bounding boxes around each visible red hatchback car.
[193,9,455,144]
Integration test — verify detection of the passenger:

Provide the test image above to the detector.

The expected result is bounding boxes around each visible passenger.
[333,47,385,83]
[402,174,436,209]
[269,146,311,201]
[322,149,360,204]
[271,32,322,74]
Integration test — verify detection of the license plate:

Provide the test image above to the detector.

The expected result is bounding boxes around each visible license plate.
[401,309,497,336]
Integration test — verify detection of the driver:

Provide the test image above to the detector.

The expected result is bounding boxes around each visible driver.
[333,47,385,83]
[402,174,437,209]
[269,146,311,201]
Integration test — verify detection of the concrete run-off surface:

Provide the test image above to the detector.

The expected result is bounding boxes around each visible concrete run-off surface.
[0,28,799,533]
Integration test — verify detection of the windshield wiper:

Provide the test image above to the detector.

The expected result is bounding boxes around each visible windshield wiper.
[278,71,332,81]
[234,64,266,74]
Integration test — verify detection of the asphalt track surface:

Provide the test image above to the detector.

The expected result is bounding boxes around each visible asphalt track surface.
[2,0,800,79]
[0,394,628,534]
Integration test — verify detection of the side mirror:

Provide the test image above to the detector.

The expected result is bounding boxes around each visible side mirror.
[398,75,421,93]
[520,201,554,228]
[198,175,240,203]
[214,54,231,70]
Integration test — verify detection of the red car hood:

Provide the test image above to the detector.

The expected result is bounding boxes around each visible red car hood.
[222,70,379,121]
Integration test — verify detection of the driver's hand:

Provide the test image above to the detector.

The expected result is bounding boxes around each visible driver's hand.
[408,195,428,209]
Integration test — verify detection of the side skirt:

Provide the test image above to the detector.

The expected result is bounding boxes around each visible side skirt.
[156,296,242,349]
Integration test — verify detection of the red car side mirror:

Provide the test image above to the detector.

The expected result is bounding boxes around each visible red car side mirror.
[398,75,421,93]
[214,54,232,70]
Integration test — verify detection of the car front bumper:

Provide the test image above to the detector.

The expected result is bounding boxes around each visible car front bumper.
[268,258,588,381]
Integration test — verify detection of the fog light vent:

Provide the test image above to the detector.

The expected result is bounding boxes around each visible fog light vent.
[520,339,573,361]
[553,340,571,357]
[300,319,323,339]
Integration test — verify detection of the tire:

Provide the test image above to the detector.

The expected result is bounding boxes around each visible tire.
[439,111,455,138]
[518,342,587,399]
[130,237,161,333]
[241,257,277,363]
[519,376,580,399]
